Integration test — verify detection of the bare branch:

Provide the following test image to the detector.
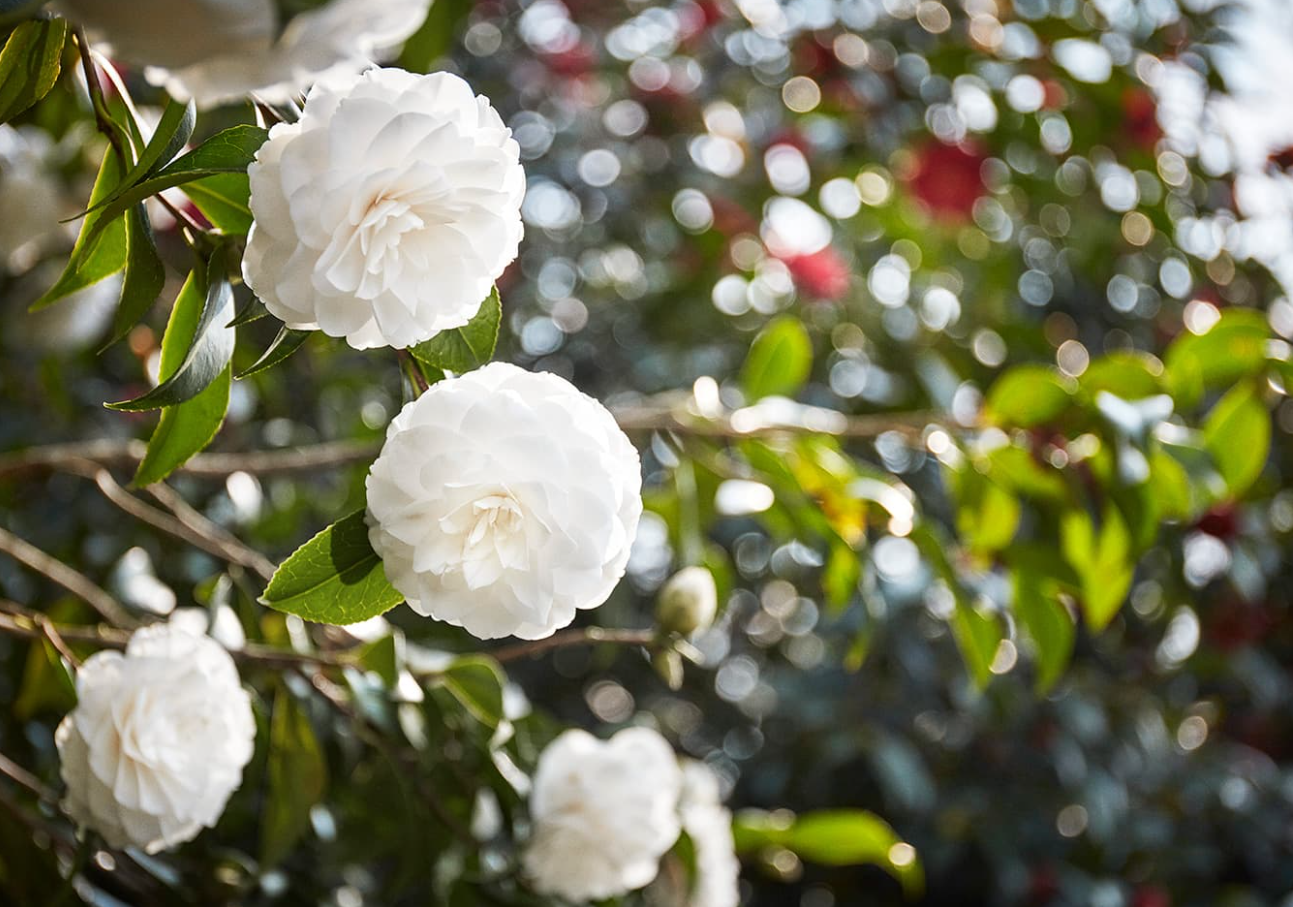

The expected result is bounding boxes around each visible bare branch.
[488,627,657,665]
[0,527,135,626]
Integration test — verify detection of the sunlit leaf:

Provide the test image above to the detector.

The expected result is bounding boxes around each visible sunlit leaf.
[1203,383,1270,497]
[985,365,1073,428]
[741,316,812,401]
[0,17,66,124]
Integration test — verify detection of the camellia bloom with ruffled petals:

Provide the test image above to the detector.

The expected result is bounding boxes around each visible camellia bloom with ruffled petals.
[55,624,255,853]
[679,761,742,907]
[365,363,642,640]
[523,728,684,901]
[60,0,432,107]
[243,68,525,350]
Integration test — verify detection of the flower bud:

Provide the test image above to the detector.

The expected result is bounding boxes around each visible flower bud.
[655,566,718,636]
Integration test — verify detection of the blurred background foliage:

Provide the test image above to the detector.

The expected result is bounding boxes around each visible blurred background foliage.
[3,0,1293,905]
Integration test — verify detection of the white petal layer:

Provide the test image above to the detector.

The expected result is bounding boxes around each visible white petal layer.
[244,68,525,350]
[366,363,643,639]
[523,728,684,902]
[55,625,255,853]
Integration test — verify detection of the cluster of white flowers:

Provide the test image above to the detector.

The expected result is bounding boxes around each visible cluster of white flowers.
[244,68,524,350]
[60,0,432,107]
[366,362,642,639]
[523,727,741,905]
[56,624,255,853]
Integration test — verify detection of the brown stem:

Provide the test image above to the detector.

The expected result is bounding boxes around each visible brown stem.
[72,28,127,159]
[0,527,135,626]
[487,627,657,664]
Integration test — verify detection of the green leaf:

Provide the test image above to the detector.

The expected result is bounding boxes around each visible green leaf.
[734,809,922,896]
[100,97,196,210]
[1203,383,1270,497]
[1164,309,1269,408]
[911,524,1002,687]
[30,145,128,310]
[741,316,813,401]
[1079,351,1165,400]
[985,365,1073,428]
[261,689,327,867]
[356,634,401,688]
[260,510,404,625]
[949,465,1021,554]
[0,17,66,124]
[79,125,268,235]
[1010,548,1076,693]
[131,268,233,486]
[183,172,253,234]
[228,295,268,327]
[14,638,77,721]
[398,0,472,71]
[108,250,235,411]
[102,204,166,349]
[440,655,506,727]
[236,327,311,379]
[1060,506,1133,630]
[408,287,501,373]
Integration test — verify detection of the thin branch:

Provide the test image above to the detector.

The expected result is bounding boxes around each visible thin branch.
[0,750,57,805]
[34,613,81,670]
[72,28,126,159]
[146,480,277,581]
[0,527,134,626]
[488,627,657,664]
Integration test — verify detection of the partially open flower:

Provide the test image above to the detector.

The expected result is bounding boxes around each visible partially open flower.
[60,0,432,107]
[366,363,642,639]
[244,68,525,349]
[55,624,255,853]
[524,728,684,901]
[656,566,719,636]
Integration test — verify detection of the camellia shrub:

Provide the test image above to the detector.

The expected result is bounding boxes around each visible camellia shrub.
[0,0,1291,905]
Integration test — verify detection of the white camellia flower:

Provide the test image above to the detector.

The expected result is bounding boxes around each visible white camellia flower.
[523,728,684,901]
[679,762,742,907]
[243,68,525,350]
[366,363,642,639]
[59,0,432,107]
[55,624,255,853]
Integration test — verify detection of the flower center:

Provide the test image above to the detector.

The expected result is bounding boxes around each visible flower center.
[357,192,426,264]
[439,491,530,588]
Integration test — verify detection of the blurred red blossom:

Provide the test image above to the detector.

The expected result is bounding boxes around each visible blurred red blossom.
[904,140,987,222]
[782,247,850,300]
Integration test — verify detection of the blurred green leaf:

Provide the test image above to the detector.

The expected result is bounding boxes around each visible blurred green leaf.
[734,809,922,895]
[1010,548,1076,693]
[1060,506,1133,630]
[357,634,401,688]
[912,524,1002,687]
[985,365,1073,428]
[13,637,76,720]
[184,172,253,234]
[0,17,66,124]
[1164,309,1269,408]
[260,510,404,625]
[132,268,232,486]
[398,0,472,72]
[409,287,501,373]
[1203,383,1270,497]
[741,317,812,401]
[109,249,235,411]
[440,655,506,728]
[1080,351,1165,400]
[30,145,127,310]
[950,465,1021,554]
[261,689,327,867]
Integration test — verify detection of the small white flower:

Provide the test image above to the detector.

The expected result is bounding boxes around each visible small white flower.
[60,0,432,107]
[679,762,741,907]
[244,68,525,350]
[524,728,683,901]
[366,363,642,639]
[55,624,255,853]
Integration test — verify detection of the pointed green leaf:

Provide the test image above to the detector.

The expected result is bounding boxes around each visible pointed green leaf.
[1203,383,1270,497]
[109,250,235,411]
[1164,309,1269,408]
[260,510,404,625]
[183,172,253,234]
[261,689,327,867]
[440,655,505,727]
[1060,506,1133,630]
[102,203,166,349]
[93,97,195,212]
[408,286,501,373]
[0,17,67,124]
[236,326,311,379]
[985,365,1074,428]
[741,316,812,401]
[228,294,268,327]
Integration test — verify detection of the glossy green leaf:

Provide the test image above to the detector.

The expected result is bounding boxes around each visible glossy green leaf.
[408,287,501,373]
[228,295,269,327]
[985,365,1073,428]
[1009,547,1077,693]
[734,809,922,895]
[260,510,404,625]
[100,97,195,210]
[30,146,128,310]
[131,270,232,486]
[1079,351,1164,400]
[1203,383,1270,497]
[1060,506,1133,630]
[237,327,311,379]
[0,17,66,124]
[261,689,327,867]
[183,172,253,234]
[103,204,166,349]
[1165,309,1269,408]
[109,250,235,411]
[741,316,812,401]
[440,655,506,727]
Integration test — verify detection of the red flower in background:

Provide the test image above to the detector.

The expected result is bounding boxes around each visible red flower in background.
[1122,88,1162,151]
[904,140,987,222]
[1195,503,1239,540]
[782,247,850,300]
[1131,886,1171,907]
